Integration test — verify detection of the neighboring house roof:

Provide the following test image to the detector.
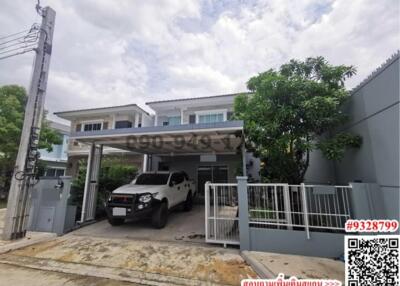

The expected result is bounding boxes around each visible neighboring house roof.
[351,50,399,94]
[54,103,150,120]
[49,120,70,134]
[146,92,251,106]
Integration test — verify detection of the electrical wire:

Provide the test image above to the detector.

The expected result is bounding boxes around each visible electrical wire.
[0,33,39,50]
[0,28,31,41]
[0,43,37,56]
[0,24,40,61]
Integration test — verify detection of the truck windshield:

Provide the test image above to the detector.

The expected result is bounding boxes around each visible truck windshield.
[135,173,170,185]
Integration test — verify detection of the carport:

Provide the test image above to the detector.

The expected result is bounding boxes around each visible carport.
[70,121,245,225]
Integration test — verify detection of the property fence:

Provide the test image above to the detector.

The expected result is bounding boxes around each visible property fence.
[204,182,240,245]
[247,183,352,238]
[205,181,352,246]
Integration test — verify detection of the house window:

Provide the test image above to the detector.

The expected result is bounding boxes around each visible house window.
[115,120,132,129]
[45,168,65,177]
[168,116,181,126]
[83,122,102,131]
[163,116,181,126]
[198,113,224,124]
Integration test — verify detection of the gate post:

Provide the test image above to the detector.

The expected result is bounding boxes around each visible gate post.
[237,176,250,250]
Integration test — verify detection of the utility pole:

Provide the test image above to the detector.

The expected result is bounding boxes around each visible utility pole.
[3,6,56,240]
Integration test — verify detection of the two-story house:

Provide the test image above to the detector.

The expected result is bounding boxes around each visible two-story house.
[55,93,259,222]
[55,104,154,176]
[39,121,69,177]
[146,93,260,195]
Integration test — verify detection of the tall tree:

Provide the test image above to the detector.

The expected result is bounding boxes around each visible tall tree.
[0,85,62,192]
[235,57,362,184]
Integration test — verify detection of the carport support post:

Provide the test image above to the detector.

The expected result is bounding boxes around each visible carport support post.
[241,138,247,177]
[80,143,95,222]
[237,176,250,250]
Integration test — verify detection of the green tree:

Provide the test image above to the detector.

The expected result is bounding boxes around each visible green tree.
[0,85,63,192]
[234,57,362,184]
[71,159,138,218]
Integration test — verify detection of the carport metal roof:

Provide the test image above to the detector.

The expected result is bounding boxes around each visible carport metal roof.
[70,120,244,155]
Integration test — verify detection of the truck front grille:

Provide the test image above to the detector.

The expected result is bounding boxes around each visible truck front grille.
[110,194,135,204]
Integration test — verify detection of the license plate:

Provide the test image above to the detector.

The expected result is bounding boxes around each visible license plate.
[112,207,126,216]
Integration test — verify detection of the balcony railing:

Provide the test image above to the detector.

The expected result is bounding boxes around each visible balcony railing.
[71,120,244,138]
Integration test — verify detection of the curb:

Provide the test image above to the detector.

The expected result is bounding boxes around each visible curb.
[0,232,57,254]
[241,251,276,279]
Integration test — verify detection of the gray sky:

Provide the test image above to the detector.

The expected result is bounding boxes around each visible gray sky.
[0,0,398,121]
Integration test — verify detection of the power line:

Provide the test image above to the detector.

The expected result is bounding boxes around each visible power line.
[0,48,36,61]
[0,32,37,46]
[0,24,40,61]
[0,32,39,50]
[0,43,37,56]
[0,28,31,41]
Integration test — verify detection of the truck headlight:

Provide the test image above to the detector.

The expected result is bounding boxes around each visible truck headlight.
[138,194,152,203]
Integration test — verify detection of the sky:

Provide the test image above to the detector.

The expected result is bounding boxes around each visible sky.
[0,0,398,122]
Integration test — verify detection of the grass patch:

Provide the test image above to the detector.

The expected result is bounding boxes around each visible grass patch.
[249,208,276,220]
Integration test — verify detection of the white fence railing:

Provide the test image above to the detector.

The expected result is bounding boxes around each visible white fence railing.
[247,183,352,238]
[205,182,352,246]
[205,182,240,245]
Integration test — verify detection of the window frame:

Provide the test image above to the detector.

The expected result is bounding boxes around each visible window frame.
[80,120,104,132]
[195,109,227,124]
[167,116,181,126]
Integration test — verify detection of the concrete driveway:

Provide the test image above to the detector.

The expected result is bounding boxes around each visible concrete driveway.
[73,204,207,244]
[0,206,257,285]
[0,235,257,285]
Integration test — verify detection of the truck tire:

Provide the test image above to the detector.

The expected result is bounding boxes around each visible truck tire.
[183,191,193,212]
[108,217,125,226]
[152,201,168,229]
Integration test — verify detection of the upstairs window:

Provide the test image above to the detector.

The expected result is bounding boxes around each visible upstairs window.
[198,113,224,124]
[163,116,181,126]
[83,122,102,131]
[115,120,132,129]
[168,116,181,126]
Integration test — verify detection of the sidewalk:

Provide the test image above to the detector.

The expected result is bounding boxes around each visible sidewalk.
[241,251,345,284]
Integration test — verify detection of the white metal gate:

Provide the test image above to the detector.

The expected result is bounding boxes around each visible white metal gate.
[205,181,353,246]
[205,182,240,245]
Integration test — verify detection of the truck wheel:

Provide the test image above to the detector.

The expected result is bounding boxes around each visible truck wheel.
[152,201,168,229]
[183,191,193,212]
[108,217,125,226]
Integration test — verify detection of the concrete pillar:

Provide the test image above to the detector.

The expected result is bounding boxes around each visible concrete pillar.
[80,143,103,223]
[134,112,140,128]
[80,143,95,222]
[237,176,250,250]
[142,154,148,172]
[241,139,247,177]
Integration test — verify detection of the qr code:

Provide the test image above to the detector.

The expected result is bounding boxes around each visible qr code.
[346,235,400,286]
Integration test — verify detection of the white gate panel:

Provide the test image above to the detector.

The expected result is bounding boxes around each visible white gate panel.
[205,182,239,245]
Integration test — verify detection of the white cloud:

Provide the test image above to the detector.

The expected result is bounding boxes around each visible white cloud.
[0,0,398,121]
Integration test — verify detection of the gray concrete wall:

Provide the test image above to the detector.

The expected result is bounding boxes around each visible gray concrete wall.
[305,148,335,184]
[335,55,399,219]
[305,54,399,219]
[249,228,345,258]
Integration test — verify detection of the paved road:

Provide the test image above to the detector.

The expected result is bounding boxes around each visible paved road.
[0,263,141,286]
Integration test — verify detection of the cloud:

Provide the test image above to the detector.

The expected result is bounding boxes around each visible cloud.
[0,0,398,122]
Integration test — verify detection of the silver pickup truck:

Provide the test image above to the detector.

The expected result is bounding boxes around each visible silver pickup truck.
[105,171,195,228]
